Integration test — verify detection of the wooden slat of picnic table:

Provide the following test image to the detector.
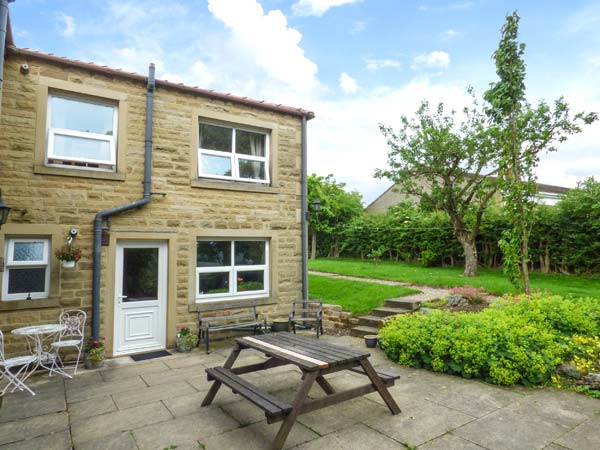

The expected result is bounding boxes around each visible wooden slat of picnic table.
[260,333,360,367]
[273,332,368,359]
[239,336,325,370]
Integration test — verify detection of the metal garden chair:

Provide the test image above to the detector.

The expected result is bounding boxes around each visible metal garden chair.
[288,299,324,338]
[50,310,86,375]
[0,329,38,396]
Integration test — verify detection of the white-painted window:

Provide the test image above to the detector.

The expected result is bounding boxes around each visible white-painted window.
[196,239,269,301]
[2,238,50,301]
[198,122,270,183]
[46,95,118,171]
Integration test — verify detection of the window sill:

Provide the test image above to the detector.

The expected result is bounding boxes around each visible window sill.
[188,296,276,312]
[34,164,126,181]
[191,178,279,194]
[0,297,61,311]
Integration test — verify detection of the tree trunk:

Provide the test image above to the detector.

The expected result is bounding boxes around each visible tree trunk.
[521,237,530,295]
[460,238,478,277]
[310,231,317,260]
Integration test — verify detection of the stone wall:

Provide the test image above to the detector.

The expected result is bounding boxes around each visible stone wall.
[0,53,304,356]
[322,304,355,330]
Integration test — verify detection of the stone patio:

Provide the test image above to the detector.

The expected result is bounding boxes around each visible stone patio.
[1,334,599,450]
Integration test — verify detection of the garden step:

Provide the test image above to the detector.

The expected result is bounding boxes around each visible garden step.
[358,315,385,328]
[350,325,380,338]
[384,298,422,310]
[371,306,413,317]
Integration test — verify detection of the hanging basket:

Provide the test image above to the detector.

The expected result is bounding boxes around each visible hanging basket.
[62,260,76,269]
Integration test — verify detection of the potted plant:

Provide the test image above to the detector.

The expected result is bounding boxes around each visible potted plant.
[83,336,105,369]
[364,334,379,348]
[55,245,82,268]
[176,326,198,352]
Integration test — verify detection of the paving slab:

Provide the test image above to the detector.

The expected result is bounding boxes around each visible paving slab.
[364,398,475,448]
[0,412,69,446]
[99,360,169,382]
[112,379,197,409]
[76,431,139,450]
[132,406,239,450]
[418,433,487,450]
[162,389,238,417]
[66,375,147,403]
[0,381,66,423]
[201,419,319,450]
[140,362,208,386]
[297,397,384,435]
[71,401,173,446]
[293,423,403,450]
[67,395,117,421]
[554,417,600,450]
[0,430,71,450]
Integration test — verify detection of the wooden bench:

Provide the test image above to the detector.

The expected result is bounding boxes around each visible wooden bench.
[197,300,266,353]
[205,366,292,423]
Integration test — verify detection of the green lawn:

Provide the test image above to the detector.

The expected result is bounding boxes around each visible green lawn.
[309,258,600,298]
[308,274,419,315]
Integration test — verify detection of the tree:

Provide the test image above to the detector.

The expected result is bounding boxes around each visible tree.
[307,174,363,259]
[484,11,597,293]
[376,95,500,277]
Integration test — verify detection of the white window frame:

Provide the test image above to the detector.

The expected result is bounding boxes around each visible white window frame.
[46,94,118,170]
[2,238,51,301]
[195,239,269,302]
[198,122,270,184]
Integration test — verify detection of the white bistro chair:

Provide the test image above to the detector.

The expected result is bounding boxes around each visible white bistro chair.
[50,310,86,375]
[0,329,37,396]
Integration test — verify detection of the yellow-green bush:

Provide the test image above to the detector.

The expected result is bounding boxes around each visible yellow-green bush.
[379,294,600,386]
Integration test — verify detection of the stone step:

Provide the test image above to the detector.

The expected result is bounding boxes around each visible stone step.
[384,297,422,310]
[350,325,380,338]
[371,306,414,317]
[358,315,385,328]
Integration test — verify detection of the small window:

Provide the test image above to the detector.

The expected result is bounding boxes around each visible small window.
[46,95,118,172]
[198,122,269,183]
[196,240,268,300]
[2,238,50,301]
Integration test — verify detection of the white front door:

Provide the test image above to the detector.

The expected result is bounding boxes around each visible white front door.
[114,241,167,356]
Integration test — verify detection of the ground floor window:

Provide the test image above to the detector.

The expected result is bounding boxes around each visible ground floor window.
[2,238,50,301]
[196,239,269,301]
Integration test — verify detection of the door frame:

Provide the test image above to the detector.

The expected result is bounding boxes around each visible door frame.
[105,233,177,357]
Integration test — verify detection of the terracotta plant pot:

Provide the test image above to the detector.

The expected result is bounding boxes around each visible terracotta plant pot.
[364,335,379,348]
[271,319,290,333]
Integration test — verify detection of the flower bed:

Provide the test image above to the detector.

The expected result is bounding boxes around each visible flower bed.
[379,294,600,388]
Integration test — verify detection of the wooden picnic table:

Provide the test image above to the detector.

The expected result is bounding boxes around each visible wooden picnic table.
[201,332,401,450]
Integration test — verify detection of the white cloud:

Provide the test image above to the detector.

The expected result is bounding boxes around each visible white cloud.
[412,51,450,69]
[443,29,459,40]
[450,1,473,9]
[208,0,319,93]
[365,58,401,71]
[339,72,358,93]
[57,13,76,38]
[292,0,362,17]
[351,20,367,33]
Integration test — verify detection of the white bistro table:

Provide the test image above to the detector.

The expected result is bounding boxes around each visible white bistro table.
[11,324,72,379]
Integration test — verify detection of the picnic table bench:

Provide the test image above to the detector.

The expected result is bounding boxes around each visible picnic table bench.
[201,332,401,450]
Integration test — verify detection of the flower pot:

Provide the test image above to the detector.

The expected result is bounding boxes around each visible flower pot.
[364,335,379,348]
[62,260,76,269]
[176,336,196,352]
[271,319,290,333]
[83,352,104,370]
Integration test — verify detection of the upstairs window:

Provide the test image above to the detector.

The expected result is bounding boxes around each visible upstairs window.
[196,239,269,301]
[198,122,269,183]
[1,238,50,301]
[46,95,118,172]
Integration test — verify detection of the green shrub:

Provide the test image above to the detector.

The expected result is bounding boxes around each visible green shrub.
[379,294,600,386]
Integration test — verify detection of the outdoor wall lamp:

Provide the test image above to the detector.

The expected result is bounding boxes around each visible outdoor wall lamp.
[0,188,11,229]
[311,199,321,213]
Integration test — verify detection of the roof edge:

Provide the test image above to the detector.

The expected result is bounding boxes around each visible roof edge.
[8,46,315,120]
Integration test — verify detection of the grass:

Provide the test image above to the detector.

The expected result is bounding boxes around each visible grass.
[308,274,419,315]
[309,258,600,298]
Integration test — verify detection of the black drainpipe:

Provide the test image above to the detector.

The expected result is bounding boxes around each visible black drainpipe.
[0,0,14,96]
[301,114,308,314]
[91,63,155,340]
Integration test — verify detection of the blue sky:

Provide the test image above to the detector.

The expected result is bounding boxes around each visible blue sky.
[9,0,600,204]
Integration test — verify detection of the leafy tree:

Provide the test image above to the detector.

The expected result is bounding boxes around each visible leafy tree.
[376,95,500,277]
[307,174,363,259]
[484,11,597,293]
